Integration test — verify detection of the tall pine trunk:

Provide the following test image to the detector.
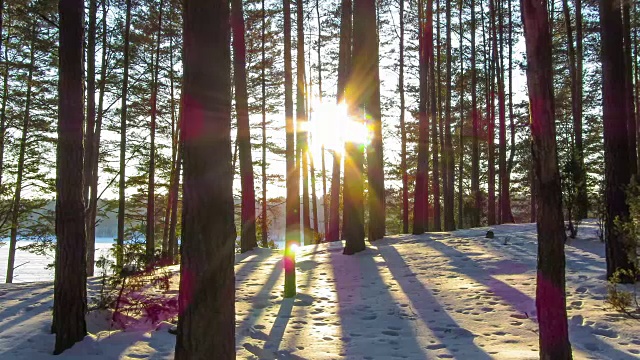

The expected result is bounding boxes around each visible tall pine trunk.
[328,0,351,242]
[457,0,464,228]
[429,0,441,231]
[297,0,311,246]
[399,0,408,234]
[600,0,636,283]
[175,0,235,357]
[117,0,132,268]
[623,2,637,176]
[84,0,97,275]
[284,0,299,297]
[316,0,328,239]
[54,0,87,352]
[520,0,573,357]
[6,26,36,284]
[575,0,587,218]
[365,0,385,241]
[413,0,428,235]
[470,0,480,227]
[486,0,496,226]
[147,1,163,263]
[261,0,269,247]
[232,0,258,253]
[443,0,455,230]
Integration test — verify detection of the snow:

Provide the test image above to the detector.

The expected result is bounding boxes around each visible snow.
[1,220,640,359]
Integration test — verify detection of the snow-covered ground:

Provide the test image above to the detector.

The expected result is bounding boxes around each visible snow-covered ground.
[0,220,639,359]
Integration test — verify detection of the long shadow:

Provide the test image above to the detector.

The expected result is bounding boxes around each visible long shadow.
[424,240,536,318]
[243,297,297,359]
[571,324,640,360]
[0,287,52,323]
[328,244,434,359]
[235,250,275,284]
[377,244,493,359]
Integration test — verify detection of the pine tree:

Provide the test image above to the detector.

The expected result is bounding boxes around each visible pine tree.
[413,0,428,235]
[53,0,87,353]
[174,0,235,357]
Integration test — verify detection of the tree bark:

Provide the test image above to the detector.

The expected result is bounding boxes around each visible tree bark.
[84,0,97,275]
[443,0,455,231]
[623,2,637,177]
[261,0,268,247]
[470,0,480,228]
[430,0,441,231]
[232,0,258,253]
[297,0,311,246]
[54,0,87,352]
[486,0,496,226]
[117,0,132,268]
[175,0,235,357]
[284,0,299,297]
[413,0,429,235]
[600,0,636,283]
[316,0,328,240]
[328,0,352,242]
[457,0,464,228]
[399,0,408,234]
[520,0,573,358]
[365,0,385,241]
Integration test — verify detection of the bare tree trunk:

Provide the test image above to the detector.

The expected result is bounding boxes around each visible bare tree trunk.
[84,0,98,276]
[328,0,352,242]
[261,0,268,247]
[297,0,311,246]
[413,0,428,235]
[232,0,258,253]
[623,2,637,177]
[365,0,385,241]
[0,21,9,216]
[486,0,496,225]
[316,0,328,239]
[6,28,35,284]
[507,0,517,221]
[88,0,108,274]
[162,6,176,259]
[399,0,408,234]
[457,0,464,228]
[430,0,441,231]
[54,0,87,352]
[117,0,132,268]
[520,1,573,358]
[443,0,455,231]
[175,0,235,357]
[600,0,636,283]
[284,0,299,297]
[147,0,163,263]
[470,0,480,228]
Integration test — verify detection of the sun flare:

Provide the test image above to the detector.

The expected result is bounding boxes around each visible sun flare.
[305,100,372,157]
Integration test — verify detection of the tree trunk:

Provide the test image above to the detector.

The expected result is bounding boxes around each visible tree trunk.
[117,0,132,268]
[328,0,352,242]
[343,0,372,253]
[486,0,496,226]
[84,0,97,276]
[6,27,36,284]
[316,0,328,240]
[232,0,258,253]
[168,122,182,264]
[399,0,408,234]
[284,0,299,297]
[623,3,637,177]
[174,0,235,357]
[520,1,573,358]
[413,0,428,235]
[297,0,311,246]
[470,0,480,228]
[54,0,87,352]
[600,0,636,283]
[430,0,441,231]
[507,0,517,221]
[457,0,464,228]
[147,0,163,263]
[443,0,455,231]
[260,0,268,247]
[497,0,513,224]
[87,0,108,275]
[562,0,587,222]
[0,21,9,218]
[365,0,385,241]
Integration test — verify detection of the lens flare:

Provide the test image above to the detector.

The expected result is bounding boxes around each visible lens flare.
[307,100,372,157]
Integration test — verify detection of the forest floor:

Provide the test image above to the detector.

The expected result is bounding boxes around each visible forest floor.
[0,220,639,359]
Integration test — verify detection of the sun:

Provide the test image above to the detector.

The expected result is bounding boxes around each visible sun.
[306,99,372,158]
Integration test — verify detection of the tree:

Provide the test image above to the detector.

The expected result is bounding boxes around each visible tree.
[284,0,299,297]
[297,0,311,246]
[5,22,35,284]
[470,0,480,228]
[430,0,441,231]
[84,0,97,275]
[328,0,351,242]
[413,0,428,235]
[53,0,87,353]
[232,0,257,253]
[399,0,408,234]
[174,0,235,357]
[600,0,636,284]
[520,0,572,358]
[366,0,385,241]
[316,0,328,239]
[260,0,268,247]
[457,0,464,228]
[117,0,132,268]
[443,0,455,231]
